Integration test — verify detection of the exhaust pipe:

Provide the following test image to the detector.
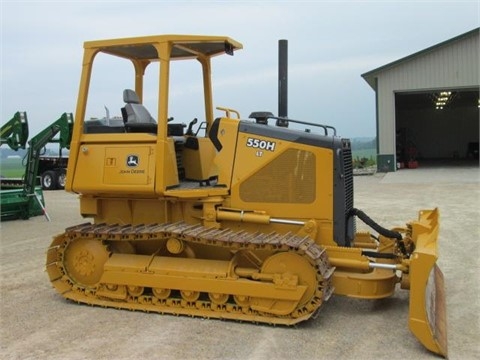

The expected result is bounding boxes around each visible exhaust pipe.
[277,39,289,127]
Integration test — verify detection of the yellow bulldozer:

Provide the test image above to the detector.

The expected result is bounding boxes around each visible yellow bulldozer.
[46,35,447,357]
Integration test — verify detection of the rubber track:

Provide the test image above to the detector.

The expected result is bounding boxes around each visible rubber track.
[46,222,335,325]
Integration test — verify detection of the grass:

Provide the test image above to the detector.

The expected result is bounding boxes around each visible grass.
[352,148,376,159]
[352,148,377,168]
[0,157,25,178]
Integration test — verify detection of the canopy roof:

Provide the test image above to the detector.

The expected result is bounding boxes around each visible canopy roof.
[84,34,243,61]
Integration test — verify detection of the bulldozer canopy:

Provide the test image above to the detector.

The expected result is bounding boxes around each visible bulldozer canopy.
[84,35,243,61]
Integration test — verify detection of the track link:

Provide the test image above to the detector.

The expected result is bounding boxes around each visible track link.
[46,222,334,325]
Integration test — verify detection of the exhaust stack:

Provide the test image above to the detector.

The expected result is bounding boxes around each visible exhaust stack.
[277,39,289,127]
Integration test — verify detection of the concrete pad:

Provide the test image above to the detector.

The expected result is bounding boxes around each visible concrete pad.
[381,164,479,184]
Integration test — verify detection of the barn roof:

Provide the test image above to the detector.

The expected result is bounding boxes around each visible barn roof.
[362,28,479,90]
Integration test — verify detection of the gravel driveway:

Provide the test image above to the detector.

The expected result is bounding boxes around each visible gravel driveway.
[1,165,478,360]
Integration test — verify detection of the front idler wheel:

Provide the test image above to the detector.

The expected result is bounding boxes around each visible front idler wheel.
[63,238,109,287]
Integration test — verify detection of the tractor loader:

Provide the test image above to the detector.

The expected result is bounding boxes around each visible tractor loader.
[1,112,73,220]
[1,111,29,150]
[46,35,447,357]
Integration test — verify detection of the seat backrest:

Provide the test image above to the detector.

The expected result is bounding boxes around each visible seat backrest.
[123,89,156,124]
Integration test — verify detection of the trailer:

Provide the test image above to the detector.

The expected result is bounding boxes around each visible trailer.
[38,155,69,190]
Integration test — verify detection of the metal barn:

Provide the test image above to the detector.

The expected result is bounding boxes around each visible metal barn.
[362,28,479,172]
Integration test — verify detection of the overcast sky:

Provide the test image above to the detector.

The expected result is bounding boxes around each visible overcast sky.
[1,1,479,138]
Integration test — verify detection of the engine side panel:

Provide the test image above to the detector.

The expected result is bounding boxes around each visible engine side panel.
[229,121,353,246]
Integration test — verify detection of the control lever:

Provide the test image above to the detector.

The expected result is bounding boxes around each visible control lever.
[186,118,198,136]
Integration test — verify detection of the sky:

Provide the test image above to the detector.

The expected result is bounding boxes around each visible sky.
[1,0,479,138]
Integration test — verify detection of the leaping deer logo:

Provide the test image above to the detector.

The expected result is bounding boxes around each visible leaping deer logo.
[126,155,139,167]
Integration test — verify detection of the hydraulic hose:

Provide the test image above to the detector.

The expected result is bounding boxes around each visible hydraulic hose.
[349,208,407,255]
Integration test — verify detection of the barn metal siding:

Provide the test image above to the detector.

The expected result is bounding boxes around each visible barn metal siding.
[380,34,479,91]
[363,29,479,167]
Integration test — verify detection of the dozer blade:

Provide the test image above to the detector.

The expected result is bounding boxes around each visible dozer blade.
[408,209,448,358]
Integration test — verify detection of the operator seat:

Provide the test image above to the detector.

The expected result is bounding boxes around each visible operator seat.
[122,89,157,133]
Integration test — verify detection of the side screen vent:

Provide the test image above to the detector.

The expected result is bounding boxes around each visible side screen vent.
[343,146,354,213]
[240,149,315,203]
[342,141,355,243]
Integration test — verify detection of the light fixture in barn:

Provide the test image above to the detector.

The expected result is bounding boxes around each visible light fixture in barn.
[433,91,453,110]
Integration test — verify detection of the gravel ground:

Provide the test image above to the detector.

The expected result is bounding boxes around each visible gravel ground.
[1,165,479,360]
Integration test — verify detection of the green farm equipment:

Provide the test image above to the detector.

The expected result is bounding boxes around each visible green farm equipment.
[1,111,29,150]
[0,112,73,220]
